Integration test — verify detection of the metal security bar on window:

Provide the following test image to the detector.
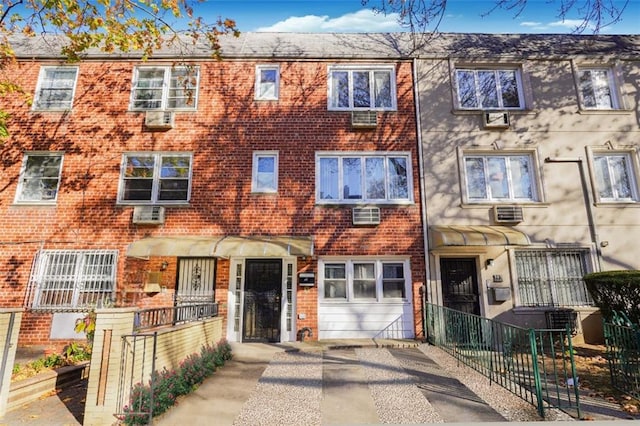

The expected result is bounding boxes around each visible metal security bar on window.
[27,249,117,312]
[515,250,593,307]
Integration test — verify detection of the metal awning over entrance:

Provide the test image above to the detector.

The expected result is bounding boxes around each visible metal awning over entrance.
[430,225,530,248]
[126,235,313,258]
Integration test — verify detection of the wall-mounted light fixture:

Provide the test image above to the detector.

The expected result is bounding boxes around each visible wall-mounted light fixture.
[486,259,495,267]
[160,261,169,271]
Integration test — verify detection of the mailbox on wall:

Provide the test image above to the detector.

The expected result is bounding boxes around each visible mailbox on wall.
[299,272,315,286]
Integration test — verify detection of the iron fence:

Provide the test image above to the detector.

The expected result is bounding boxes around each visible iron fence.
[604,312,640,399]
[134,302,218,332]
[425,303,581,418]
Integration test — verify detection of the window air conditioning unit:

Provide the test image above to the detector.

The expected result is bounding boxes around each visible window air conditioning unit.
[493,205,524,223]
[483,111,510,129]
[352,206,381,226]
[132,206,165,225]
[351,111,377,129]
[145,111,174,129]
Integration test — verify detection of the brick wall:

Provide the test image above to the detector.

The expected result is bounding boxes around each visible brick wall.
[1,58,424,344]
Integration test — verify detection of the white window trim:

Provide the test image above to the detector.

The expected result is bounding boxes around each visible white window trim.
[327,65,398,111]
[451,65,526,111]
[32,66,79,111]
[586,146,640,204]
[316,151,414,205]
[573,62,622,111]
[457,147,542,204]
[129,66,200,111]
[117,152,193,205]
[14,152,64,205]
[251,151,279,193]
[319,258,411,303]
[255,65,280,101]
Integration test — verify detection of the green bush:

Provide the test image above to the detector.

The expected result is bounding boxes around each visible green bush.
[584,270,640,324]
[120,339,232,425]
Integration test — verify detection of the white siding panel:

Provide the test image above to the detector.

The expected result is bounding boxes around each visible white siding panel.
[318,301,414,339]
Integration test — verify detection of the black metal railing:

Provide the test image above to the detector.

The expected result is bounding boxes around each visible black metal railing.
[426,303,581,418]
[134,302,219,332]
[604,311,640,399]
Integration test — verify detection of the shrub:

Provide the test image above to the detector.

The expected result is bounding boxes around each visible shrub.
[584,270,640,324]
[120,339,232,425]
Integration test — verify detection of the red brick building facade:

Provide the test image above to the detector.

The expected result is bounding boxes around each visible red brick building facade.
[1,34,425,347]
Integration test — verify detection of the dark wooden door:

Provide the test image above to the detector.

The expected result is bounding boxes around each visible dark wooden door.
[243,259,282,342]
[440,258,480,315]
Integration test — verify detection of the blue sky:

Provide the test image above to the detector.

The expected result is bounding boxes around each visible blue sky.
[196,0,639,34]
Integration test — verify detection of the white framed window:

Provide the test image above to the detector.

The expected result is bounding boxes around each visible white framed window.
[455,68,524,110]
[130,66,199,110]
[118,152,192,204]
[592,152,638,202]
[15,153,64,204]
[33,66,79,110]
[252,151,278,193]
[29,249,117,311]
[317,152,412,204]
[462,152,538,202]
[321,259,409,302]
[328,65,397,111]
[255,65,280,100]
[577,67,619,110]
[515,250,593,307]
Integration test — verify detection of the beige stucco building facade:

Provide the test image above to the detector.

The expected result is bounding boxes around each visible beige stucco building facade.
[415,34,640,343]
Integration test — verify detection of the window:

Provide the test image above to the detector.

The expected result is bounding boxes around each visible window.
[15,153,64,204]
[322,260,409,301]
[252,151,278,193]
[29,249,117,311]
[328,66,396,111]
[33,67,78,110]
[592,153,638,202]
[515,250,593,307]
[131,66,199,110]
[317,152,411,203]
[463,153,537,202]
[578,67,619,109]
[455,68,524,110]
[255,65,279,100]
[119,153,192,204]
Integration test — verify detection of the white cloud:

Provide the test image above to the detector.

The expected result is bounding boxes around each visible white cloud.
[520,21,542,27]
[254,9,403,33]
[548,19,595,31]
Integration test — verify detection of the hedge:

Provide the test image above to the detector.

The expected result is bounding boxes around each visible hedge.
[583,270,640,325]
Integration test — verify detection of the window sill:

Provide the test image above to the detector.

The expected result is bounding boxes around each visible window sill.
[12,201,57,207]
[577,108,634,115]
[31,108,72,113]
[593,201,640,207]
[116,202,190,207]
[317,201,414,207]
[460,202,549,209]
[451,109,535,116]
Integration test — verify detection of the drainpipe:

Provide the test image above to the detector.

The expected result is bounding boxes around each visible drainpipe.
[544,157,602,271]
[413,58,432,311]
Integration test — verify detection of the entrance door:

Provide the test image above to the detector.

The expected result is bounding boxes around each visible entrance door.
[440,258,480,315]
[243,259,282,342]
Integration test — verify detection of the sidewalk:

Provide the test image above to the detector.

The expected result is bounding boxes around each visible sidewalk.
[2,339,638,425]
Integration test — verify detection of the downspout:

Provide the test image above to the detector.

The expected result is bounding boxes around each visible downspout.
[544,157,602,271]
[413,58,432,338]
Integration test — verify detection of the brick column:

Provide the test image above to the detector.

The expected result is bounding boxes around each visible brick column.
[83,308,136,426]
[0,309,23,417]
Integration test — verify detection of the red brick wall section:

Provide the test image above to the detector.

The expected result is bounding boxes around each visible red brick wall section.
[1,59,424,345]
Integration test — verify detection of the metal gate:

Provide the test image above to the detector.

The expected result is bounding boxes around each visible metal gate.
[243,259,282,342]
[176,258,216,306]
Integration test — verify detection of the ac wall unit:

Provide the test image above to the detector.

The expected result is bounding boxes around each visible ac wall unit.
[493,205,524,223]
[351,111,377,128]
[352,206,381,225]
[483,111,510,129]
[132,206,165,225]
[145,111,174,129]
